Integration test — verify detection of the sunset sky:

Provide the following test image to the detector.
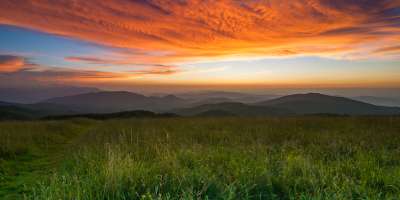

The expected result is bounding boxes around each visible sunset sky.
[0,0,399,92]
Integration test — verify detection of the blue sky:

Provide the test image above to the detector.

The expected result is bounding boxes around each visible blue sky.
[0,25,112,69]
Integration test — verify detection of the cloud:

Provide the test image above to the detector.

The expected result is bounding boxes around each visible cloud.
[0,64,130,84]
[129,65,181,76]
[0,54,181,87]
[65,56,116,64]
[65,56,182,75]
[0,0,399,62]
[0,54,130,86]
[65,55,153,65]
[0,55,26,72]
[373,45,400,54]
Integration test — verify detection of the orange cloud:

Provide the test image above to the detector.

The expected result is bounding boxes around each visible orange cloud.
[65,56,116,64]
[130,65,180,76]
[0,64,130,83]
[0,55,26,72]
[0,0,399,63]
[374,45,400,54]
[0,54,181,87]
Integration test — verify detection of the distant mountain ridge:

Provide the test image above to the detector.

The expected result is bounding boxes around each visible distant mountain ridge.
[43,91,187,113]
[173,102,292,116]
[1,92,400,120]
[254,93,400,115]
[176,91,279,103]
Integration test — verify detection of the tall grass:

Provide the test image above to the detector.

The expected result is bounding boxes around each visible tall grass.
[0,119,95,158]
[2,117,400,199]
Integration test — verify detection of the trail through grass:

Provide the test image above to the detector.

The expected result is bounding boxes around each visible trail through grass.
[0,119,97,199]
[1,117,400,199]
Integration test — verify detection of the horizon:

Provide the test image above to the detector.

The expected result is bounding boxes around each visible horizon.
[0,1,399,94]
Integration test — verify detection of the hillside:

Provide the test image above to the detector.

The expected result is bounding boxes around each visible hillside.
[0,102,77,120]
[255,93,400,115]
[0,105,37,120]
[173,102,292,116]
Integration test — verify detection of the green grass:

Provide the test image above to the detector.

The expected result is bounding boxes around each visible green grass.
[1,117,400,199]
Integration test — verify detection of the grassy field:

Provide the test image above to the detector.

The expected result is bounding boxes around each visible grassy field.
[1,117,400,199]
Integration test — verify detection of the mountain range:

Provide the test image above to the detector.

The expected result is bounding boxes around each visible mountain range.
[175,91,279,103]
[1,91,399,120]
[43,91,186,113]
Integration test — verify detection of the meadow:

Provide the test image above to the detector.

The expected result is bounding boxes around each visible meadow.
[1,116,400,199]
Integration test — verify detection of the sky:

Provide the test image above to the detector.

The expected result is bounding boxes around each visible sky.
[0,0,399,93]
